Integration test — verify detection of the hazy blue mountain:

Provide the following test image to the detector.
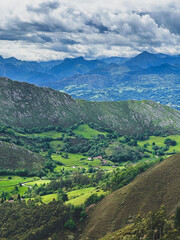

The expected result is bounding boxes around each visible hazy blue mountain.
[0,52,179,110]
[125,51,162,68]
[100,56,129,65]
[48,56,106,79]
[39,60,63,71]
[139,63,180,74]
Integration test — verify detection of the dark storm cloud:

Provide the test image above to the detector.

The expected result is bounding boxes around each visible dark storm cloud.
[86,21,109,33]
[60,39,79,45]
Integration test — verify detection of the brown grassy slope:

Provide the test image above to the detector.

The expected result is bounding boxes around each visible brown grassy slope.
[0,141,45,171]
[82,153,180,240]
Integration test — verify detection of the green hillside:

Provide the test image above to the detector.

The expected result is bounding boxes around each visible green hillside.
[0,77,83,128]
[82,153,180,239]
[0,77,180,135]
[0,141,45,172]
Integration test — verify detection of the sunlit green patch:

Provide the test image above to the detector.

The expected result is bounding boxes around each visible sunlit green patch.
[73,124,106,139]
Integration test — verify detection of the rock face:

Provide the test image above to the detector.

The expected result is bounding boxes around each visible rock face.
[0,141,45,171]
[0,77,180,135]
[82,153,180,240]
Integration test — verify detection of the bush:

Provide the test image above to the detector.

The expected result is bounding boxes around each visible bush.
[164,138,177,146]
[84,193,104,207]
[64,219,76,230]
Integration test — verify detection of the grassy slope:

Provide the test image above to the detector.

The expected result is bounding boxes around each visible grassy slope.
[27,180,51,186]
[0,77,180,135]
[52,153,101,168]
[29,131,63,139]
[138,135,180,153]
[39,187,107,205]
[73,124,106,138]
[83,153,180,239]
[0,141,45,171]
[0,176,39,197]
[67,188,107,206]
[0,176,37,187]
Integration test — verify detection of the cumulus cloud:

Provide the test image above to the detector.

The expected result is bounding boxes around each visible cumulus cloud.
[0,0,180,60]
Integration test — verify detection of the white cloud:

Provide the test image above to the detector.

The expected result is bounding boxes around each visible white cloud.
[0,0,180,60]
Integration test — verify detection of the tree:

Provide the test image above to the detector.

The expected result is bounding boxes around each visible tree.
[57,192,68,202]
[175,207,180,229]
[64,219,76,230]
[164,138,177,146]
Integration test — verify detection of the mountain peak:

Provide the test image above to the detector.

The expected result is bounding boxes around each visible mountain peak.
[64,56,85,62]
[136,51,156,58]
[126,51,160,68]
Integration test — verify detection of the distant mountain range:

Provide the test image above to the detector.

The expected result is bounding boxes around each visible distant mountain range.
[0,51,179,110]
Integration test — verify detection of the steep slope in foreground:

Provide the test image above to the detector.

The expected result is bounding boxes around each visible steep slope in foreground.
[82,153,180,240]
[0,77,180,134]
[0,141,45,171]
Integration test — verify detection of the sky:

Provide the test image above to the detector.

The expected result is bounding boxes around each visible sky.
[0,0,180,61]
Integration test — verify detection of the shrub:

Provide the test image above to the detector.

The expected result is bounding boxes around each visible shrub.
[64,219,76,230]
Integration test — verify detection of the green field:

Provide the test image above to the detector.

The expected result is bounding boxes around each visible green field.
[0,176,38,187]
[29,130,63,139]
[52,153,101,168]
[73,124,106,139]
[138,135,180,153]
[0,176,38,197]
[27,180,51,186]
[39,187,107,205]
[41,193,57,204]
[67,188,108,206]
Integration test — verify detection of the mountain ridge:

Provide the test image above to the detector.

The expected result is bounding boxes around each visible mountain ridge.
[0,77,179,135]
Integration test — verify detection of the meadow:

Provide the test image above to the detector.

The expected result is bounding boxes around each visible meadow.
[0,176,39,197]
[73,124,106,139]
[138,135,180,153]
[39,187,108,205]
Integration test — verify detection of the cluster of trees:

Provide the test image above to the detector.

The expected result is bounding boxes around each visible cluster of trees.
[108,144,143,163]
[105,206,180,240]
[84,193,105,207]
[0,200,86,240]
[0,169,37,177]
[105,159,161,191]
[164,138,177,146]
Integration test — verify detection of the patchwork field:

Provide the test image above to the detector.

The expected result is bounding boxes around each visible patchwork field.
[0,176,39,197]
[67,188,108,206]
[0,122,179,207]
[38,187,107,205]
